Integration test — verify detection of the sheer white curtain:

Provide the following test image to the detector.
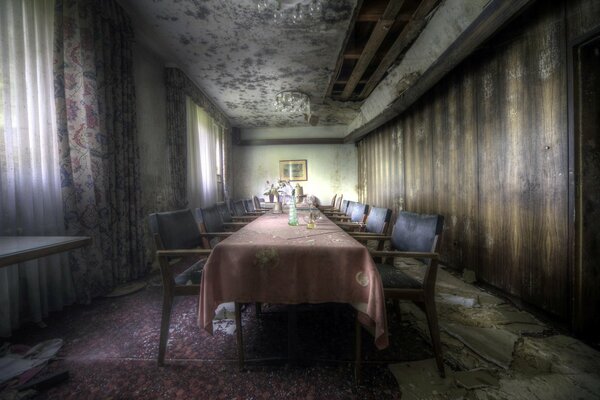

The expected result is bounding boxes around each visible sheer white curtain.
[0,0,75,336]
[186,97,222,209]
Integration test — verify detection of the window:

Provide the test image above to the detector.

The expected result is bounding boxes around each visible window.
[186,97,225,208]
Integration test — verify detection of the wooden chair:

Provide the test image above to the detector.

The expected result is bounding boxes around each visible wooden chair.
[218,201,257,224]
[148,209,213,365]
[318,193,337,210]
[232,199,261,218]
[355,211,445,381]
[323,199,349,216]
[330,201,365,224]
[195,205,235,248]
[334,194,343,211]
[335,202,370,230]
[244,199,266,215]
[324,200,354,220]
[347,206,392,236]
[252,195,270,212]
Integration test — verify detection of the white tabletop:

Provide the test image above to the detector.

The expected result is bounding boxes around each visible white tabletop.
[0,236,91,268]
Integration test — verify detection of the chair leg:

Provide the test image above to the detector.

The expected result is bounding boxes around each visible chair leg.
[354,317,362,386]
[255,302,262,318]
[423,297,445,378]
[235,302,244,370]
[393,299,402,321]
[158,295,173,366]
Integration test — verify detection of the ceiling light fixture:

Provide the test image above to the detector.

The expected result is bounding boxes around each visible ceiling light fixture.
[257,0,323,24]
[274,91,310,113]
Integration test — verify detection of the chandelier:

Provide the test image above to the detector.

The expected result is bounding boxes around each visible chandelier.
[257,0,323,24]
[274,91,310,113]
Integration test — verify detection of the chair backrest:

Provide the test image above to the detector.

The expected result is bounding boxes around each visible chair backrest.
[216,201,233,223]
[232,200,247,216]
[335,194,343,209]
[253,196,262,210]
[148,209,201,250]
[345,200,357,217]
[365,207,393,234]
[350,202,369,223]
[244,199,256,212]
[391,211,444,257]
[196,205,225,232]
[330,194,337,207]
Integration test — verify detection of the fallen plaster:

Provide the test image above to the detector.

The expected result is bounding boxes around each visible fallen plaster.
[441,323,518,369]
[390,263,600,399]
[389,359,467,400]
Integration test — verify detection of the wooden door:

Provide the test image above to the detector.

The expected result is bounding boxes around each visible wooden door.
[571,32,600,344]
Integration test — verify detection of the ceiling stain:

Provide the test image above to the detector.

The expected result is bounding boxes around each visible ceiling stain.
[120,0,360,128]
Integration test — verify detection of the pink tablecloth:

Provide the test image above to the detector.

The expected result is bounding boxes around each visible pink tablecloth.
[198,212,389,349]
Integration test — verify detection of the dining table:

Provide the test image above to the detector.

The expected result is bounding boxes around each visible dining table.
[198,210,389,353]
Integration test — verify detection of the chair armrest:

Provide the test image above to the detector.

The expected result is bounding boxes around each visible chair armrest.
[223,222,248,227]
[336,222,365,232]
[233,216,259,221]
[199,232,233,238]
[349,234,391,240]
[329,215,351,221]
[369,250,438,259]
[157,249,212,257]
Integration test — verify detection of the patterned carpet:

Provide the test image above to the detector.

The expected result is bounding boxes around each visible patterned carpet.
[6,279,434,399]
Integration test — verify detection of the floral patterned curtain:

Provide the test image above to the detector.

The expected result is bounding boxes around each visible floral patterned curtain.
[54,0,146,302]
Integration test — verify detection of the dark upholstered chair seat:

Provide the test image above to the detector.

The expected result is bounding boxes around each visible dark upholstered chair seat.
[376,264,422,289]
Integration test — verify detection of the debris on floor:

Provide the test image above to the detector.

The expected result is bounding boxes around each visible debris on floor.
[212,302,237,335]
[389,262,600,399]
[388,359,466,400]
[442,323,518,369]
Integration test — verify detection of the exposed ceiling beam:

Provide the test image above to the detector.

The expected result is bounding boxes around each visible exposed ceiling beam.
[344,0,536,144]
[339,0,406,100]
[359,0,441,99]
[340,0,404,100]
[356,12,411,22]
[325,0,364,99]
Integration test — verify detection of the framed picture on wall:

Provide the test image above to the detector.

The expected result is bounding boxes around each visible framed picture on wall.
[279,159,308,181]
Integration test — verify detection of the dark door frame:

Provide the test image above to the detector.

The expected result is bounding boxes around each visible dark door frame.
[567,24,600,336]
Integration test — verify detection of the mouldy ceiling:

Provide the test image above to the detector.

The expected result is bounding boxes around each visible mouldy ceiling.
[120,0,361,128]
[120,0,535,138]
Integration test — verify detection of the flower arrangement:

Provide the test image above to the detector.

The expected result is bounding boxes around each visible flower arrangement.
[263,180,278,196]
[276,179,293,196]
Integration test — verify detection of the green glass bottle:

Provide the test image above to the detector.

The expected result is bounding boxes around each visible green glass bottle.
[288,189,298,226]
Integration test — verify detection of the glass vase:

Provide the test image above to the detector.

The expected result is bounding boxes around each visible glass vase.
[288,196,299,226]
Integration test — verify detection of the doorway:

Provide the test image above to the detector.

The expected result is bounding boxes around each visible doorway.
[570,31,600,345]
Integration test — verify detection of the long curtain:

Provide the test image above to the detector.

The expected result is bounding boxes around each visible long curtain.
[0,0,76,336]
[53,0,145,302]
[186,97,221,209]
[165,68,231,210]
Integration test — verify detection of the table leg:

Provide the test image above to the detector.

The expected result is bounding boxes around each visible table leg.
[355,317,362,386]
[287,305,298,365]
[235,302,244,370]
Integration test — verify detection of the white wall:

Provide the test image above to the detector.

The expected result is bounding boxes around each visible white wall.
[233,144,358,206]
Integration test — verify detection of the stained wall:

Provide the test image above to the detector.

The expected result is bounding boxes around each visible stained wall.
[232,143,358,206]
[133,42,172,266]
[358,0,600,327]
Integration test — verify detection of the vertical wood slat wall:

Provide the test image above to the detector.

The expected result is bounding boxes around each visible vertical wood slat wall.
[356,0,599,320]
